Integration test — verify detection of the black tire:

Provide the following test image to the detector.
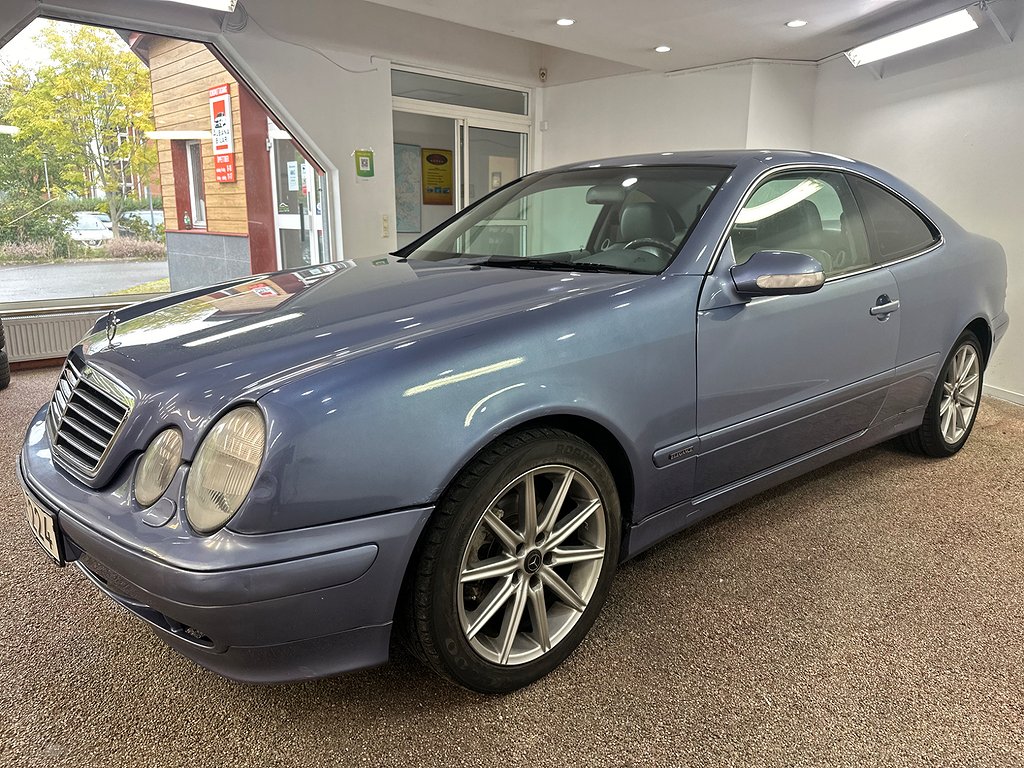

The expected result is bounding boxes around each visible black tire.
[0,317,6,350]
[903,330,984,457]
[405,427,621,693]
[0,350,9,391]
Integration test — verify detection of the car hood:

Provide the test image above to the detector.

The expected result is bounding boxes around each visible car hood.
[80,256,647,412]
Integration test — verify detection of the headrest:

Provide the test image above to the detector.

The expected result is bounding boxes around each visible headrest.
[620,202,675,243]
[760,200,823,241]
[586,184,627,205]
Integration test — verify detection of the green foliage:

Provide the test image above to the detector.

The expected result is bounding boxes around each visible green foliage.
[2,22,156,236]
[0,197,71,247]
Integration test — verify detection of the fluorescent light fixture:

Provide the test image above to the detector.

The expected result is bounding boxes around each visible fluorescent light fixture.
[654,45,672,53]
[556,18,575,26]
[786,19,808,29]
[0,125,20,135]
[145,130,212,140]
[845,8,979,67]
[157,0,237,11]
[735,179,823,224]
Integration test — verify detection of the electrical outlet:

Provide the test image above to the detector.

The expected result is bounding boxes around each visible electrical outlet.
[381,213,390,238]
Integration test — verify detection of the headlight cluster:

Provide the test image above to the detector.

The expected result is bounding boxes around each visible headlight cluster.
[185,406,266,533]
[134,429,183,507]
[132,406,266,535]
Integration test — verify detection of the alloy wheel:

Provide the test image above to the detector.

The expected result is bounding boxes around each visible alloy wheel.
[939,343,981,445]
[456,465,607,666]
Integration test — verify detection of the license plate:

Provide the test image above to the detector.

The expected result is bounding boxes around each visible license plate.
[23,493,65,566]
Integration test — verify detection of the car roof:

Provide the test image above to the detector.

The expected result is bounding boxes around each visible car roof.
[546,149,863,172]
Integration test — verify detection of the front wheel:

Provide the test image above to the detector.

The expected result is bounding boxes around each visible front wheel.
[904,330,984,457]
[406,428,621,693]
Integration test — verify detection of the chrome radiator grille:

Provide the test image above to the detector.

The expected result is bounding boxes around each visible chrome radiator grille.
[48,353,133,477]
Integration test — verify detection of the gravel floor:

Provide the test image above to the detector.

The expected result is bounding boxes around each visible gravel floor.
[1,367,1022,767]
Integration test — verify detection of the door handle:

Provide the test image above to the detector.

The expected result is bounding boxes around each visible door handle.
[870,295,900,317]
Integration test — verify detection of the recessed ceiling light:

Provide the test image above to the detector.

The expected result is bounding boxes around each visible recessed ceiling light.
[654,45,672,53]
[786,19,808,28]
[556,18,575,26]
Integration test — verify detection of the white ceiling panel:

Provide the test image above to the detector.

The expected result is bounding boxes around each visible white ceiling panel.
[362,0,977,71]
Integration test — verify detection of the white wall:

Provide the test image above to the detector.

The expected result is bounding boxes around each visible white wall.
[746,62,817,149]
[813,41,1024,401]
[539,60,817,168]
[539,65,753,168]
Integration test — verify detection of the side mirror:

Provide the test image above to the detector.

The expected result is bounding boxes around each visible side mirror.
[730,250,825,297]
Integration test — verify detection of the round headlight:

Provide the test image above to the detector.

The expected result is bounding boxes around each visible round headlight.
[134,428,183,507]
[185,406,265,534]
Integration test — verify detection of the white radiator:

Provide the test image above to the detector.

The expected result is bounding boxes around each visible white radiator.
[2,311,105,362]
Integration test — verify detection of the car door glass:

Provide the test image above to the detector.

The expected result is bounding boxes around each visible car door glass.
[729,171,871,278]
[847,176,940,264]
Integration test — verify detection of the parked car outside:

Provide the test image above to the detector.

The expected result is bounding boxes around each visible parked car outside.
[81,211,112,229]
[67,212,113,247]
[120,209,164,237]
[19,150,1009,693]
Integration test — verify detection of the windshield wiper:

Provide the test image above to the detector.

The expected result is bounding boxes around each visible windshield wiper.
[476,258,643,274]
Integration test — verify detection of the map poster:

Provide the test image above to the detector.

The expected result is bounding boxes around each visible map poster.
[394,144,422,233]
[422,149,453,205]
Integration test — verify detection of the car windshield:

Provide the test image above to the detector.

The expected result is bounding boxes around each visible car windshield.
[74,214,106,230]
[405,165,731,274]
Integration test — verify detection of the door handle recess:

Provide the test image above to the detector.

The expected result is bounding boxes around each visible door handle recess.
[870,298,900,317]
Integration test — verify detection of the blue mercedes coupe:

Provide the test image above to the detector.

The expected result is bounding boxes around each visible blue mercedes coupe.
[19,150,1009,692]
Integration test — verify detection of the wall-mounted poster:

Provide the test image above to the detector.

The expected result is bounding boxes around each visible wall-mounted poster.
[422,148,453,205]
[394,143,422,233]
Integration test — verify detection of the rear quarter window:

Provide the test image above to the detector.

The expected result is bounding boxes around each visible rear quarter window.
[848,175,940,263]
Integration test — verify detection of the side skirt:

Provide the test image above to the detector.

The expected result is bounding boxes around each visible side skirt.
[622,406,925,560]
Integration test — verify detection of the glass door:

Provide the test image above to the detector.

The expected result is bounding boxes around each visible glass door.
[269,127,329,269]
[465,125,527,205]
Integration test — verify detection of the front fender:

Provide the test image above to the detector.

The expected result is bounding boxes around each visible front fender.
[231,276,703,534]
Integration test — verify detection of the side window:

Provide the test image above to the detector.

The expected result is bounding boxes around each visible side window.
[729,171,871,278]
[847,176,940,264]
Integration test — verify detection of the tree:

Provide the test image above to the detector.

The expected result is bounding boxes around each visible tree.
[5,23,155,236]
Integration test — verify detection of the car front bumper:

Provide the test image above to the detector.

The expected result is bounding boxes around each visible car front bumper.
[18,406,432,684]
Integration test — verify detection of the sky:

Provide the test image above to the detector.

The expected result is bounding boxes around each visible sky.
[1,18,134,74]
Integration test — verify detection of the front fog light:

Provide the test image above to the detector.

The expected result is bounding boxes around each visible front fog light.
[185,406,265,534]
[134,428,183,507]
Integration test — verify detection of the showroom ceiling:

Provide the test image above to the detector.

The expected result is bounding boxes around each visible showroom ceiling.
[362,0,975,71]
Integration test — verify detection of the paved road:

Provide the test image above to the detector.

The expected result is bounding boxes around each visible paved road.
[0,260,168,302]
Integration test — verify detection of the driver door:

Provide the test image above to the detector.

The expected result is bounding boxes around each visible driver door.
[694,170,900,496]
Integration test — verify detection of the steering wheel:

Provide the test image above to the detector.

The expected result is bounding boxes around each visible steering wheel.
[623,238,676,257]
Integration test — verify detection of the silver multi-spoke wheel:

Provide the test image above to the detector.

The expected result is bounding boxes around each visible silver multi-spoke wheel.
[939,343,981,445]
[456,465,607,666]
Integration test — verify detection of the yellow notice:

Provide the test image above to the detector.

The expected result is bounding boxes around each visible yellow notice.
[422,149,454,205]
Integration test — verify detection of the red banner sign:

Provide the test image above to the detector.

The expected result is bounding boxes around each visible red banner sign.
[215,153,236,183]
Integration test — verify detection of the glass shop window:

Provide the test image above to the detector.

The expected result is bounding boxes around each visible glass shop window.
[0,18,334,311]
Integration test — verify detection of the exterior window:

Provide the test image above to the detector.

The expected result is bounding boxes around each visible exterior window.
[847,175,940,263]
[185,140,207,228]
[391,70,528,115]
[730,171,871,279]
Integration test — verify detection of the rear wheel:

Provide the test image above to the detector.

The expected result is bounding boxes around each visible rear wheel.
[406,428,620,693]
[903,330,983,457]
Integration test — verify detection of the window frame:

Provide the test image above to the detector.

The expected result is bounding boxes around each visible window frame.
[184,139,207,229]
[0,12,343,316]
[709,164,945,283]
